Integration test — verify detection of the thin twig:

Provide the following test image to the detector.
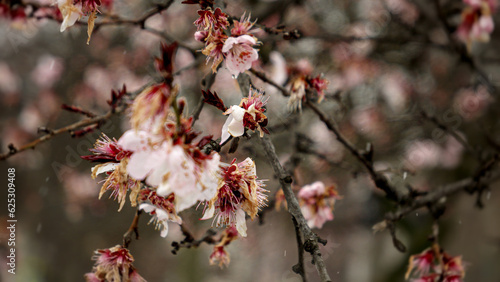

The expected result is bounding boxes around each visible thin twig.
[123,209,143,248]
[306,100,400,201]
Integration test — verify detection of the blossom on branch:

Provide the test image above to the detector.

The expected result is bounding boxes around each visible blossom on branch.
[130,83,177,133]
[287,60,329,111]
[138,189,181,237]
[298,181,341,229]
[58,0,83,32]
[222,35,259,78]
[405,247,465,282]
[202,158,267,237]
[85,245,145,282]
[83,134,139,211]
[118,125,221,212]
[209,226,239,268]
[220,88,268,144]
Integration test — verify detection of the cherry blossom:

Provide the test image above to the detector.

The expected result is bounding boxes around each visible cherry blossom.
[85,245,145,282]
[117,129,221,212]
[457,0,497,49]
[139,202,181,238]
[209,226,238,268]
[202,158,267,237]
[298,181,341,229]
[58,0,83,32]
[406,248,465,282]
[220,88,268,144]
[222,35,259,78]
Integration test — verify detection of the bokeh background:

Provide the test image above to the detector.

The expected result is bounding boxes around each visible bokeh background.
[1,0,500,281]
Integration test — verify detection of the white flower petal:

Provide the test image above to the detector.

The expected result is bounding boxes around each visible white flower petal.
[201,204,215,220]
[235,208,247,237]
[139,203,155,213]
[92,162,117,176]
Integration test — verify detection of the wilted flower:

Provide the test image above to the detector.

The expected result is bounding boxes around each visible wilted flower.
[58,0,83,32]
[130,83,177,133]
[209,226,239,268]
[231,12,256,37]
[85,245,145,282]
[82,134,138,211]
[222,35,259,78]
[82,133,131,163]
[406,248,435,279]
[220,88,268,144]
[202,158,267,237]
[287,60,329,111]
[91,158,141,211]
[201,29,228,72]
[139,202,181,238]
[194,8,229,32]
[298,181,341,229]
[457,0,497,50]
[406,248,465,282]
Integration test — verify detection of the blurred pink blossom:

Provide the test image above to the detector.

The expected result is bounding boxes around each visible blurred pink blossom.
[31,55,64,89]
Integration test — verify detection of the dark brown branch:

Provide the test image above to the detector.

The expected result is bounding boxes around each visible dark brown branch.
[291,216,307,282]
[234,73,330,281]
[171,225,218,254]
[259,135,331,282]
[305,100,400,202]
[123,209,143,248]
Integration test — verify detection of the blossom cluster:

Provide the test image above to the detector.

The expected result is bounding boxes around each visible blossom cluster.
[82,42,269,270]
[189,2,260,78]
[457,0,498,50]
[405,248,465,282]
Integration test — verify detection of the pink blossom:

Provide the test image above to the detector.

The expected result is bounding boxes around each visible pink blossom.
[298,181,341,229]
[118,129,221,212]
[85,245,146,282]
[406,248,435,279]
[222,35,259,78]
[457,0,497,48]
[208,226,238,268]
[231,12,255,36]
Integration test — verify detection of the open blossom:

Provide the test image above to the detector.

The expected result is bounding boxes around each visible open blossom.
[457,0,497,49]
[406,248,465,282]
[138,189,181,237]
[58,0,83,32]
[298,181,341,229]
[220,88,268,144]
[202,158,267,237]
[222,35,259,78]
[85,245,145,282]
[118,128,220,212]
[209,226,238,268]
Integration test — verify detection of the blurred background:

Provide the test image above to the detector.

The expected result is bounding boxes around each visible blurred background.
[1,0,500,281]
